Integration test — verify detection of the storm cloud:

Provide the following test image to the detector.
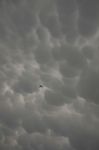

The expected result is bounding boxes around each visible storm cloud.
[0,0,99,150]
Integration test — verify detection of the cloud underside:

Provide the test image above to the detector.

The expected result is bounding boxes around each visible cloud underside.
[0,0,99,150]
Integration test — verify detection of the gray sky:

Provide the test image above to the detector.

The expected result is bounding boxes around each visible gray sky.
[0,0,99,149]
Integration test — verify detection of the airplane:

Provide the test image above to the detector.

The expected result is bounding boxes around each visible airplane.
[39,84,43,88]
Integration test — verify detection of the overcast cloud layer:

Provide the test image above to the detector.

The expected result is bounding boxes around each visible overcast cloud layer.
[0,0,99,149]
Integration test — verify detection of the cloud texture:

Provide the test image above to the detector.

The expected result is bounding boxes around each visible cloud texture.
[0,0,99,149]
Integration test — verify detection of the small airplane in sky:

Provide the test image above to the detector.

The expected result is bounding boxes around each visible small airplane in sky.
[39,84,43,88]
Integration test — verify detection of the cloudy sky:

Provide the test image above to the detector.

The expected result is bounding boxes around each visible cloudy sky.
[0,0,99,149]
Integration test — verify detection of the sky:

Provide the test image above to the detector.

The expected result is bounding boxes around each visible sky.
[0,0,99,149]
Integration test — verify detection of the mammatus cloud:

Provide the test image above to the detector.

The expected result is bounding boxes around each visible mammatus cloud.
[0,0,99,150]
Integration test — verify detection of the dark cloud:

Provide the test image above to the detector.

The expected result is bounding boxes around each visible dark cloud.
[82,45,94,60]
[78,67,99,104]
[59,60,80,77]
[34,42,52,65]
[60,84,77,99]
[56,0,78,42]
[45,89,66,106]
[22,108,47,133]
[60,44,86,69]
[0,0,99,150]
[39,1,62,38]
[78,17,98,37]
[13,70,40,94]
[18,132,73,150]
[77,0,99,37]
